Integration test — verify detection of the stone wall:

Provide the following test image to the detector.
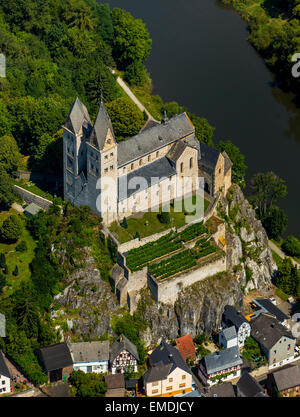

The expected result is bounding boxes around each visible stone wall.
[14,185,53,210]
[148,254,227,305]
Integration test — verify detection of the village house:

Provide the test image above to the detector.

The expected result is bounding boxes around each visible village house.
[175,334,196,362]
[250,313,296,369]
[266,365,300,397]
[110,334,139,374]
[36,343,73,383]
[143,341,193,397]
[236,371,266,397]
[0,350,10,395]
[218,326,238,349]
[204,382,236,397]
[199,346,243,386]
[251,298,289,327]
[105,373,125,397]
[68,341,109,374]
[222,305,251,348]
[63,98,232,225]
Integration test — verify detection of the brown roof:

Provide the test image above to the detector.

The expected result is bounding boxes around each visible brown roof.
[175,334,196,359]
[271,365,300,391]
[105,374,125,390]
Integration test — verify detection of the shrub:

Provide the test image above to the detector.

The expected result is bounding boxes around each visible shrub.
[121,217,128,229]
[282,236,300,258]
[158,211,170,224]
[0,215,23,242]
[12,265,19,276]
[16,240,28,252]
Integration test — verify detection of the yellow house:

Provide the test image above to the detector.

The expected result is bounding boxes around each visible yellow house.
[143,341,193,397]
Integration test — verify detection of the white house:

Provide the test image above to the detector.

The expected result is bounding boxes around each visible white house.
[218,326,238,349]
[222,305,251,348]
[110,334,139,374]
[68,341,109,374]
[0,351,10,395]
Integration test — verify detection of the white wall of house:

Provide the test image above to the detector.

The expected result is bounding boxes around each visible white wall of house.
[0,374,10,395]
[218,332,238,349]
[73,360,109,374]
[237,323,251,348]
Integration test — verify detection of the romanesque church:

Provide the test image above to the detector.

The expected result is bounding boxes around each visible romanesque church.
[63,98,232,224]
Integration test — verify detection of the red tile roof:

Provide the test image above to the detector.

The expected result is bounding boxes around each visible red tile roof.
[175,334,196,360]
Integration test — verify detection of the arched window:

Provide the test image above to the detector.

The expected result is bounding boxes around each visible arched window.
[131,163,134,170]
[189,158,193,169]
[156,151,159,158]
[139,159,142,166]
[180,162,184,173]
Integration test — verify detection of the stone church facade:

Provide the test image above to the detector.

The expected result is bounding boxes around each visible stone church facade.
[63,98,232,225]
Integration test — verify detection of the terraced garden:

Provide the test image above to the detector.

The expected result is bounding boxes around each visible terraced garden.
[125,221,222,279]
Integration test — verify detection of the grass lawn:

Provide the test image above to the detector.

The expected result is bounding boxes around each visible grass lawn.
[0,209,36,295]
[275,288,290,302]
[271,250,282,268]
[110,196,210,243]
[14,179,54,201]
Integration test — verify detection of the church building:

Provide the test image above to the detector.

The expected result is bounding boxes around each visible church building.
[63,98,232,225]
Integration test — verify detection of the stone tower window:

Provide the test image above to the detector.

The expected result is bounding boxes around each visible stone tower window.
[110,152,113,157]
[156,151,159,158]
[190,158,193,169]
[139,159,142,166]
[110,165,113,170]
[180,162,184,173]
[148,155,151,162]
[219,168,221,174]
[131,163,134,170]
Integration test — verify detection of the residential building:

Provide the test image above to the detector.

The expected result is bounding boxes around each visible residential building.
[105,373,125,397]
[68,341,109,374]
[222,305,251,348]
[63,98,232,225]
[251,313,296,369]
[175,334,196,362]
[251,298,289,326]
[218,326,238,349]
[205,382,236,397]
[0,351,10,395]
[143,341,193,397]
[36,343,73,383]
[110,334,139,374]
[199,346,243,385]
[266,365,300,397]
[236,371,266,397]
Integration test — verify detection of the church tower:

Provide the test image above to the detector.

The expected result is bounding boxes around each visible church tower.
[86,101,118,225]
[63,97,92,206]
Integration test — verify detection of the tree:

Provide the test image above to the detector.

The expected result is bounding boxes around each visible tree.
[0,99,13,137]
[262,206,288,240]
[106,98,144,140]
[250,172,287,219]
[13,282,40,338]
[282,235,300,258]
[124,61,147,86]
[0,273,6,295]
[69,370,107,397]
[216,140,247,187]
[85,64,119,110]
[112,8,152,70]
[0,136,22,175]
[16,240,27,253]
[0,215,23,243]
[121,217,128,229]
[63,0,96,32]
[0,166,17,210]
[0,253,6,269]
[276,257,300,296]
[189,114,215,147]
[12,265,19,276]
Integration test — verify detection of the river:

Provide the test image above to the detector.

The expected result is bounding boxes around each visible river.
[103,0,300,238]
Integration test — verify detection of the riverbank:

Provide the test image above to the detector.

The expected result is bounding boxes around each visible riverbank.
[220,0,300,101]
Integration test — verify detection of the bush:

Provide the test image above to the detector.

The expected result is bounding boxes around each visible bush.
[16,240,28,252]
[0,215,23,243]
[282,236,300,257]
[158,211,170,224]
[12,266,19,276]
[121,217,128,229]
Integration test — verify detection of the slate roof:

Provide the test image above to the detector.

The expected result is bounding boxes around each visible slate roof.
[222,305,248,329]
[118,156,176,201]
[38,343,73,372]
[167,140,187,163]
[270,365,300,391]
[0,350,10,379]
[206,382,236,397]
[250,313,294,351]
[24,202,42,217]
[143,364,172,384]
[204,346,242,375]
[237,372,265,397]
[221,326,237,342]
[252,298,288,323]
[117,112,195,167]
[198,143,220,173]
[125,378,139,389]
[140,119,160,133]
[90,101,115,150]
[175,334,196,359]
[110,334,139,362]
[68,341,109,363]
[64,97,91,135]
[146,341,192,380]
[223,151,233,174]
[105,373,125,390]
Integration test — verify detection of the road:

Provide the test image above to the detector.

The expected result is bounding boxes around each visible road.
[268,240,300,269]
